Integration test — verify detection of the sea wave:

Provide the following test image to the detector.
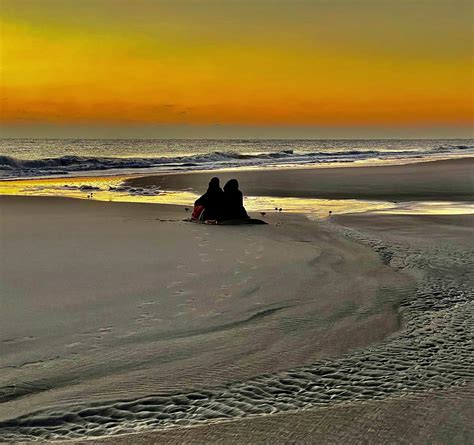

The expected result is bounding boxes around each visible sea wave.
[0,145,472,179]
[434,144,474,152]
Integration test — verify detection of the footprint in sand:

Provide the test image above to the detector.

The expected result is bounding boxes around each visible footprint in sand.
[97,327,113,334]
[216,293,231,302]
[138,301,156,307]
[91,327,113,340]
[135,313,157,326]
[239,276,255,285]
[117,331,137,339]
[166,281,183,289]
[173,289,191,296]
[135,313,151,320]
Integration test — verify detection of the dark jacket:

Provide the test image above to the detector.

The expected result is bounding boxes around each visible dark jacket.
[195,180,224,220]
[222,179,249,220]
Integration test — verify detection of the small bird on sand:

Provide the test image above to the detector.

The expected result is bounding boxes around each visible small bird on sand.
[274,207,278,210]
[278,208,282,212]
[260,212,266,217]
[185,207,189,212]
[329,210,333,215]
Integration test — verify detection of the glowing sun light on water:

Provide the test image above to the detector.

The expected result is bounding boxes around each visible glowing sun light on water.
[2,176,472,217]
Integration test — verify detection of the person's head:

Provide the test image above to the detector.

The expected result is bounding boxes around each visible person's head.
[208,177,220,189]
[224,179,239,192]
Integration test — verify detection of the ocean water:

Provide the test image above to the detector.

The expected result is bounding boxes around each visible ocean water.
[1,138,473,179]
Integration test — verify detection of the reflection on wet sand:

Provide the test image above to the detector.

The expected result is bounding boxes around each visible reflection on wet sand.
[1,175,473,217]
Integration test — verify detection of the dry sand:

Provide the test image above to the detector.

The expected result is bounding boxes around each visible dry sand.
[0,158,473,443]
[1,196,413,441]
[56,210,472,445]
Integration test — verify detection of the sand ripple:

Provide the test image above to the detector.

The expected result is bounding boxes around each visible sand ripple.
[1,224,472,441]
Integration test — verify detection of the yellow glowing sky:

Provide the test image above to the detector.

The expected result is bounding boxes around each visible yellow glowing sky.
[0,0,473,137]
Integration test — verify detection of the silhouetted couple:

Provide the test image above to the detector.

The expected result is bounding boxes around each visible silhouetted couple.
[192,177,249,223]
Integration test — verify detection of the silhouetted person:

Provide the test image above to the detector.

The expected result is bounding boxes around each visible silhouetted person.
[222,179,249,221]
[194,177,224,221]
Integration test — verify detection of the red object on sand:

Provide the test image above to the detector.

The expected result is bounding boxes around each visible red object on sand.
[191,205,205,221]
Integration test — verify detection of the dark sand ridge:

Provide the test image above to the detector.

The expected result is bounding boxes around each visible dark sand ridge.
[126,157,474,201]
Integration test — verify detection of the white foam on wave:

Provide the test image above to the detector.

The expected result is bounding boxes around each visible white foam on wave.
[1,142,473,179]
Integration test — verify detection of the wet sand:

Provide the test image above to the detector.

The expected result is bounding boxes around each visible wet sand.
[67,384,473,444]
[127,157,474,201]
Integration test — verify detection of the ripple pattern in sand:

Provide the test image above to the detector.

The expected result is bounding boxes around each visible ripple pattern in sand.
[1,224,473,441]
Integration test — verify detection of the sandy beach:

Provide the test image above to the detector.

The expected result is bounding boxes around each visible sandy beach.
[1,159,473,443]
[3,0,473,440]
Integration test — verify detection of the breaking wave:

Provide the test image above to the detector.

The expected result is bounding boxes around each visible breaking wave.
[1,144,473,179]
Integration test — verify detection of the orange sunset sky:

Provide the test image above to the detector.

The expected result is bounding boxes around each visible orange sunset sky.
[0,0,473,138]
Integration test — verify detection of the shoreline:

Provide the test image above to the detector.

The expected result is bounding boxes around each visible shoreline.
[126,157,474,202]
[0,154,472,182]
[1,158,473,216]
